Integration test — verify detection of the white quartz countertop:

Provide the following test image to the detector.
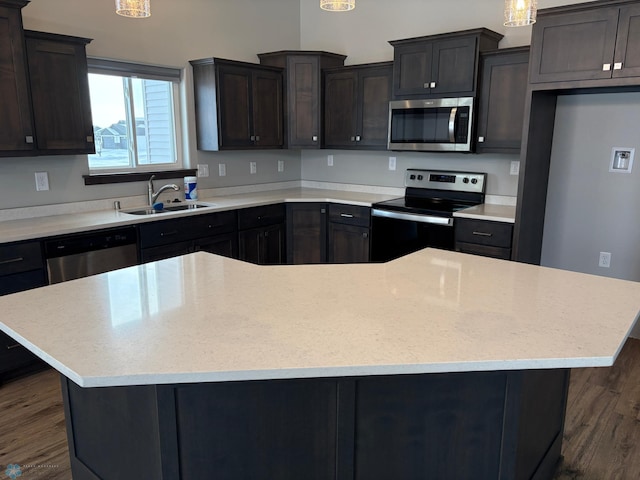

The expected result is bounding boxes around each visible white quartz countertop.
[0,188,398,244]
[1,249,638,388]
[453,204,516,223]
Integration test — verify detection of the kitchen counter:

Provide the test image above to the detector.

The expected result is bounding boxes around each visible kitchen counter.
[0,187,398,245]
[2,248,638,480]
[453,203,516,223]
[1,248,637,388]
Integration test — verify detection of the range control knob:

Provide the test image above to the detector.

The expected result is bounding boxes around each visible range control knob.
[410,174,416,180]
[417,175,424,181]
[462,177,469,184]
[471,178,478,184]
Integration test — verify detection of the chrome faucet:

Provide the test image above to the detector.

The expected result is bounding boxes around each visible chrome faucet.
[148,175,180,206]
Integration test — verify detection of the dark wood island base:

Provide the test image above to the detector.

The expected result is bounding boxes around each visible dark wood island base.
[61,368,569,480]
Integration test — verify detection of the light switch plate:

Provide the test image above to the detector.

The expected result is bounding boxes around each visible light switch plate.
[278,160,284,172]
[250,162,257,174]
[218,163,226,177]
[389,157,397,171]
[197,164,209,177]
[510,161,520,176]
[327,155,334,167]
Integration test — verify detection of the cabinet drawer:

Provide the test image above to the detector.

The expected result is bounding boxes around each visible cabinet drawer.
[454,219,513,248]
[0,241,44,276]
[0,269,47,295]
[238,204,285,230]
[139,211,237,248]
[328,204,370,227]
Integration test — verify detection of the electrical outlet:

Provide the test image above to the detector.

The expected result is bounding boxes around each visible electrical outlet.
[278,160,284,172]
[218,163,226,176]
[599,252,611,268]
[510,161,520,176]
[197,164,209,177]
[250,162,257,174]
[35,172,49,191]
[389,156,397,171]
[327,154,334,167]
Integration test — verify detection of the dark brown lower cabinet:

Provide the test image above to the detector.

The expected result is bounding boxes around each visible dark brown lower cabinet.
[455,217,513,260]
[61,368,569,480]
[327,204,371,263]
[238,223,285,265]
[0,240,48,382]
[286,203,327,264]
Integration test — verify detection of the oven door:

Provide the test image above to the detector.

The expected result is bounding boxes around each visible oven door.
[370,209,455,262]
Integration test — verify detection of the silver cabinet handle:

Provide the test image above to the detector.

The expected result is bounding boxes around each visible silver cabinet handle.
[7,343,21,350]
[320,208,326,214]
[448,107,458,143]
[250,135,256,141]
[430,81,436,88]
[478,136,485,143]
[25,136,34,144]
[0,257,24,265]
[255,135,260,141]
[363,232,369,239]
[86,135,94,143]
[614,62,623,70]
[472,231,492,237]
[340,213,354,218]
[603,63,611,71]
[355,135,361,142]
[423,82,429,89]
[350,136,356,141]
[312,135,318,141]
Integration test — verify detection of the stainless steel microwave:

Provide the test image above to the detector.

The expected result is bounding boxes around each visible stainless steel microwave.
[387,97,474,152]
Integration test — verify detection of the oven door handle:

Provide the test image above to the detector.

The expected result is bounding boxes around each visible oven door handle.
[448,107,458,143]
[372,209,453,226]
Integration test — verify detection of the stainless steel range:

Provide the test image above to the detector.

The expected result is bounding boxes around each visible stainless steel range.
[371,169,486,262]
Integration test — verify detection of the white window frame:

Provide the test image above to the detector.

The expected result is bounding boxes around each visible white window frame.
[87,58,184,174]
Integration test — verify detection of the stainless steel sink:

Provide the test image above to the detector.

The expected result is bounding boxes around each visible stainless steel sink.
[122,202,216,216]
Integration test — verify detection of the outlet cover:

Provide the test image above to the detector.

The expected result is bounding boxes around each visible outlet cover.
[35,172,49,191]
[599,251,611,268]
[327,154,334,167]
[278,160,284,172]
[610,147,634,173]
[510,161,520,176]
[197,164,209,177]
[250,162,257,174]
[389,157,397,171]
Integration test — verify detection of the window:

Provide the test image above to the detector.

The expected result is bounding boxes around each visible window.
[87,58,183,174]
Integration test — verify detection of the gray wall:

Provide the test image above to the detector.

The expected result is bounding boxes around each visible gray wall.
[302,151,519,197]
[541,93,640,338]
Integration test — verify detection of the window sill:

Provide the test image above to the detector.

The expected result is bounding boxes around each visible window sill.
[83,169,197,185]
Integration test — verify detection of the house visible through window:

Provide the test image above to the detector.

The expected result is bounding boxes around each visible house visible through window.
[87,58,183,173]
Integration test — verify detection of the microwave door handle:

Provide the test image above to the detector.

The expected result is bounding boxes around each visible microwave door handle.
[448,107,458,143]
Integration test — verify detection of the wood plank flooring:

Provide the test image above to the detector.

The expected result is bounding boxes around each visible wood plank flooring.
[0,338,639,480]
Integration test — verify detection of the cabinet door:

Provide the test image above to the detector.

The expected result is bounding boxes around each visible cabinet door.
[252,69,283,147]
[0,3,35,155]
[392,42,434,97]
[476,48,529,154]
[328,223,370,264]
[357,64,392,149]
[430,36,477,95]
[262,223,285,265]
[286,203,327,264]
[25,32,94,154]
[287,55,321,148]
[612,5,640,78]
[217,65,253,148]
[529,8,619,83]
[238,228,262,265]
[196,232,238,259]
[323,70,358,148]
[140,240,193,264]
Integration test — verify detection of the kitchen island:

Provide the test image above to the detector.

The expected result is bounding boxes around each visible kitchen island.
[1,249,638,479]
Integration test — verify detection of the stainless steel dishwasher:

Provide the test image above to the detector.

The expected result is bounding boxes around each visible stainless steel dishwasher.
[44,227,138,284]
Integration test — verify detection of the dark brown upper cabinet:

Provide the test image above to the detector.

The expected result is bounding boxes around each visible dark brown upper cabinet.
[0,0,34,156]
[476,47,530,154]
[190,57,283,150]
[530,1,640,85]
[25,31,94,155]
[258,51,346,149]
[389,29,502,99]
[323,62,393,150]
[0,2,94,157]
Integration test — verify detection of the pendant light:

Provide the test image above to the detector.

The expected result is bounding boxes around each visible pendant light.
[504,0,537,27]
[115,0,151,18]
[320,0,355,12]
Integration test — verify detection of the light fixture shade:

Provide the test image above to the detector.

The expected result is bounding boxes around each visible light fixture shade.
[116,0,151,18]
[504,0,537,27]
[320,0,355,12]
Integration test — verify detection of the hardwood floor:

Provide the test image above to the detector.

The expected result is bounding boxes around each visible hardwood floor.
[0,338,638,480]
[554,337,640,480]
